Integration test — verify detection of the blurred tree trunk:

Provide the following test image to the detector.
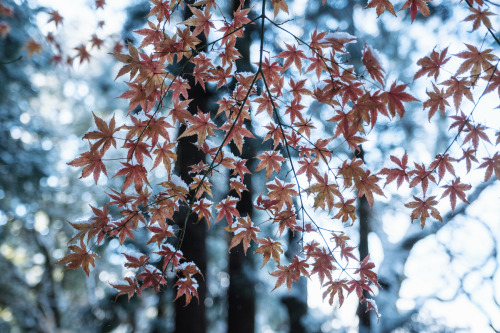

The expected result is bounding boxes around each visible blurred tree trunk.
[227,1,256,332]
[174,2,210,333]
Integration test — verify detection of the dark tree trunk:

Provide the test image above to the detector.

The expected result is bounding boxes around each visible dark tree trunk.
[357,194,371,332]
[227,2,257,332]
[174,2,211,333]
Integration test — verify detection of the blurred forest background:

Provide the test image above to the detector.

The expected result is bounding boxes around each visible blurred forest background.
[0,0,499,332]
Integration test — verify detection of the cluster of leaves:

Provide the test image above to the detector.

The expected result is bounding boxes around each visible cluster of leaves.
[54,0,499,317]
[0,0,122,64]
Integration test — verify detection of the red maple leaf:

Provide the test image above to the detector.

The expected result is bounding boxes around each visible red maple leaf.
[276,43,307,72]
[114,162,149,191]
[379,152,410,188]
[54,239,98,276]
[255,150,286,181]
[362,45,385,86]
[478,152,500,182]
[182,5,215,38]
[405,195,442,228]
[441,177,472,213]
[174,276,199,306]
[323,279,349,307]
[68,149,107,184]
[400,0,430,23]
[255,237,283,268]
[381,82,418,118]
[228,216,261,255]
[354,255,380,287]
[414,48,450,80]
[110,277,139,301]
[214,196,240,226]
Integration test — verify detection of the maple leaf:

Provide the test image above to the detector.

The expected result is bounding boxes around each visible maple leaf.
[400,0,430,23]
[441,76,473,111]
[347,279,374,299]
[379,152,410,188]
[23,38,42,58]
[441,177,472,213]
[333,197,357,223]
[47,10,63,27]
[192,198,213,225]
[323,279,349,307]
[182,5,215,38]
[158,244,184,269]
[271,256,309,293]
[404,195,442,228]
[174,276,199,306]
[189,176,213,199]
[74,44,91,64]
[464,6,495,31]
[152,141,176,175]
[148,0,171,23]
[414,48,450,80]
[339,158,366,189]
[255,237,283,268]
[271,0,289,17]
[146,224,175,248]
[381,82,418,118]
[308,173,341,212]
[266,178,299,211]
[310,248,335,285]
[271,265,296,293]
[112,41,141,80]
[284,98,306,123]
[458,148,478,173]
[255,150,286,181]
[123,140,151,165]
[354,255,380,288]
[220,120,256,154]
[276,43,307,72]
[365,0,396,17]
[110,277,139,301]
[55,239,98,276]
[463,124,490,150]
[95,0,105,9]
[408,162,436,196]
[134,21,163,48]
[68,149,107,184]
[297,158,320,183]
[123,252,150,269]
[355,171,385,207]
[214,196,240,226]
[90,34,104,49]
[229,176,248,199]
[429,153,456,181]
[423,83,449,121]
[362,45,385,86]
[114,162,149,191]
[478,152,500,182]
[455,44,496,77]
[83,113,119,153]
[228,216,261,255]
[178,108,217,146]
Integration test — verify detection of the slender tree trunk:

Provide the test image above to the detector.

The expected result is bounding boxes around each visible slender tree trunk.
[174,2,210,333]
[227,2,257,332]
